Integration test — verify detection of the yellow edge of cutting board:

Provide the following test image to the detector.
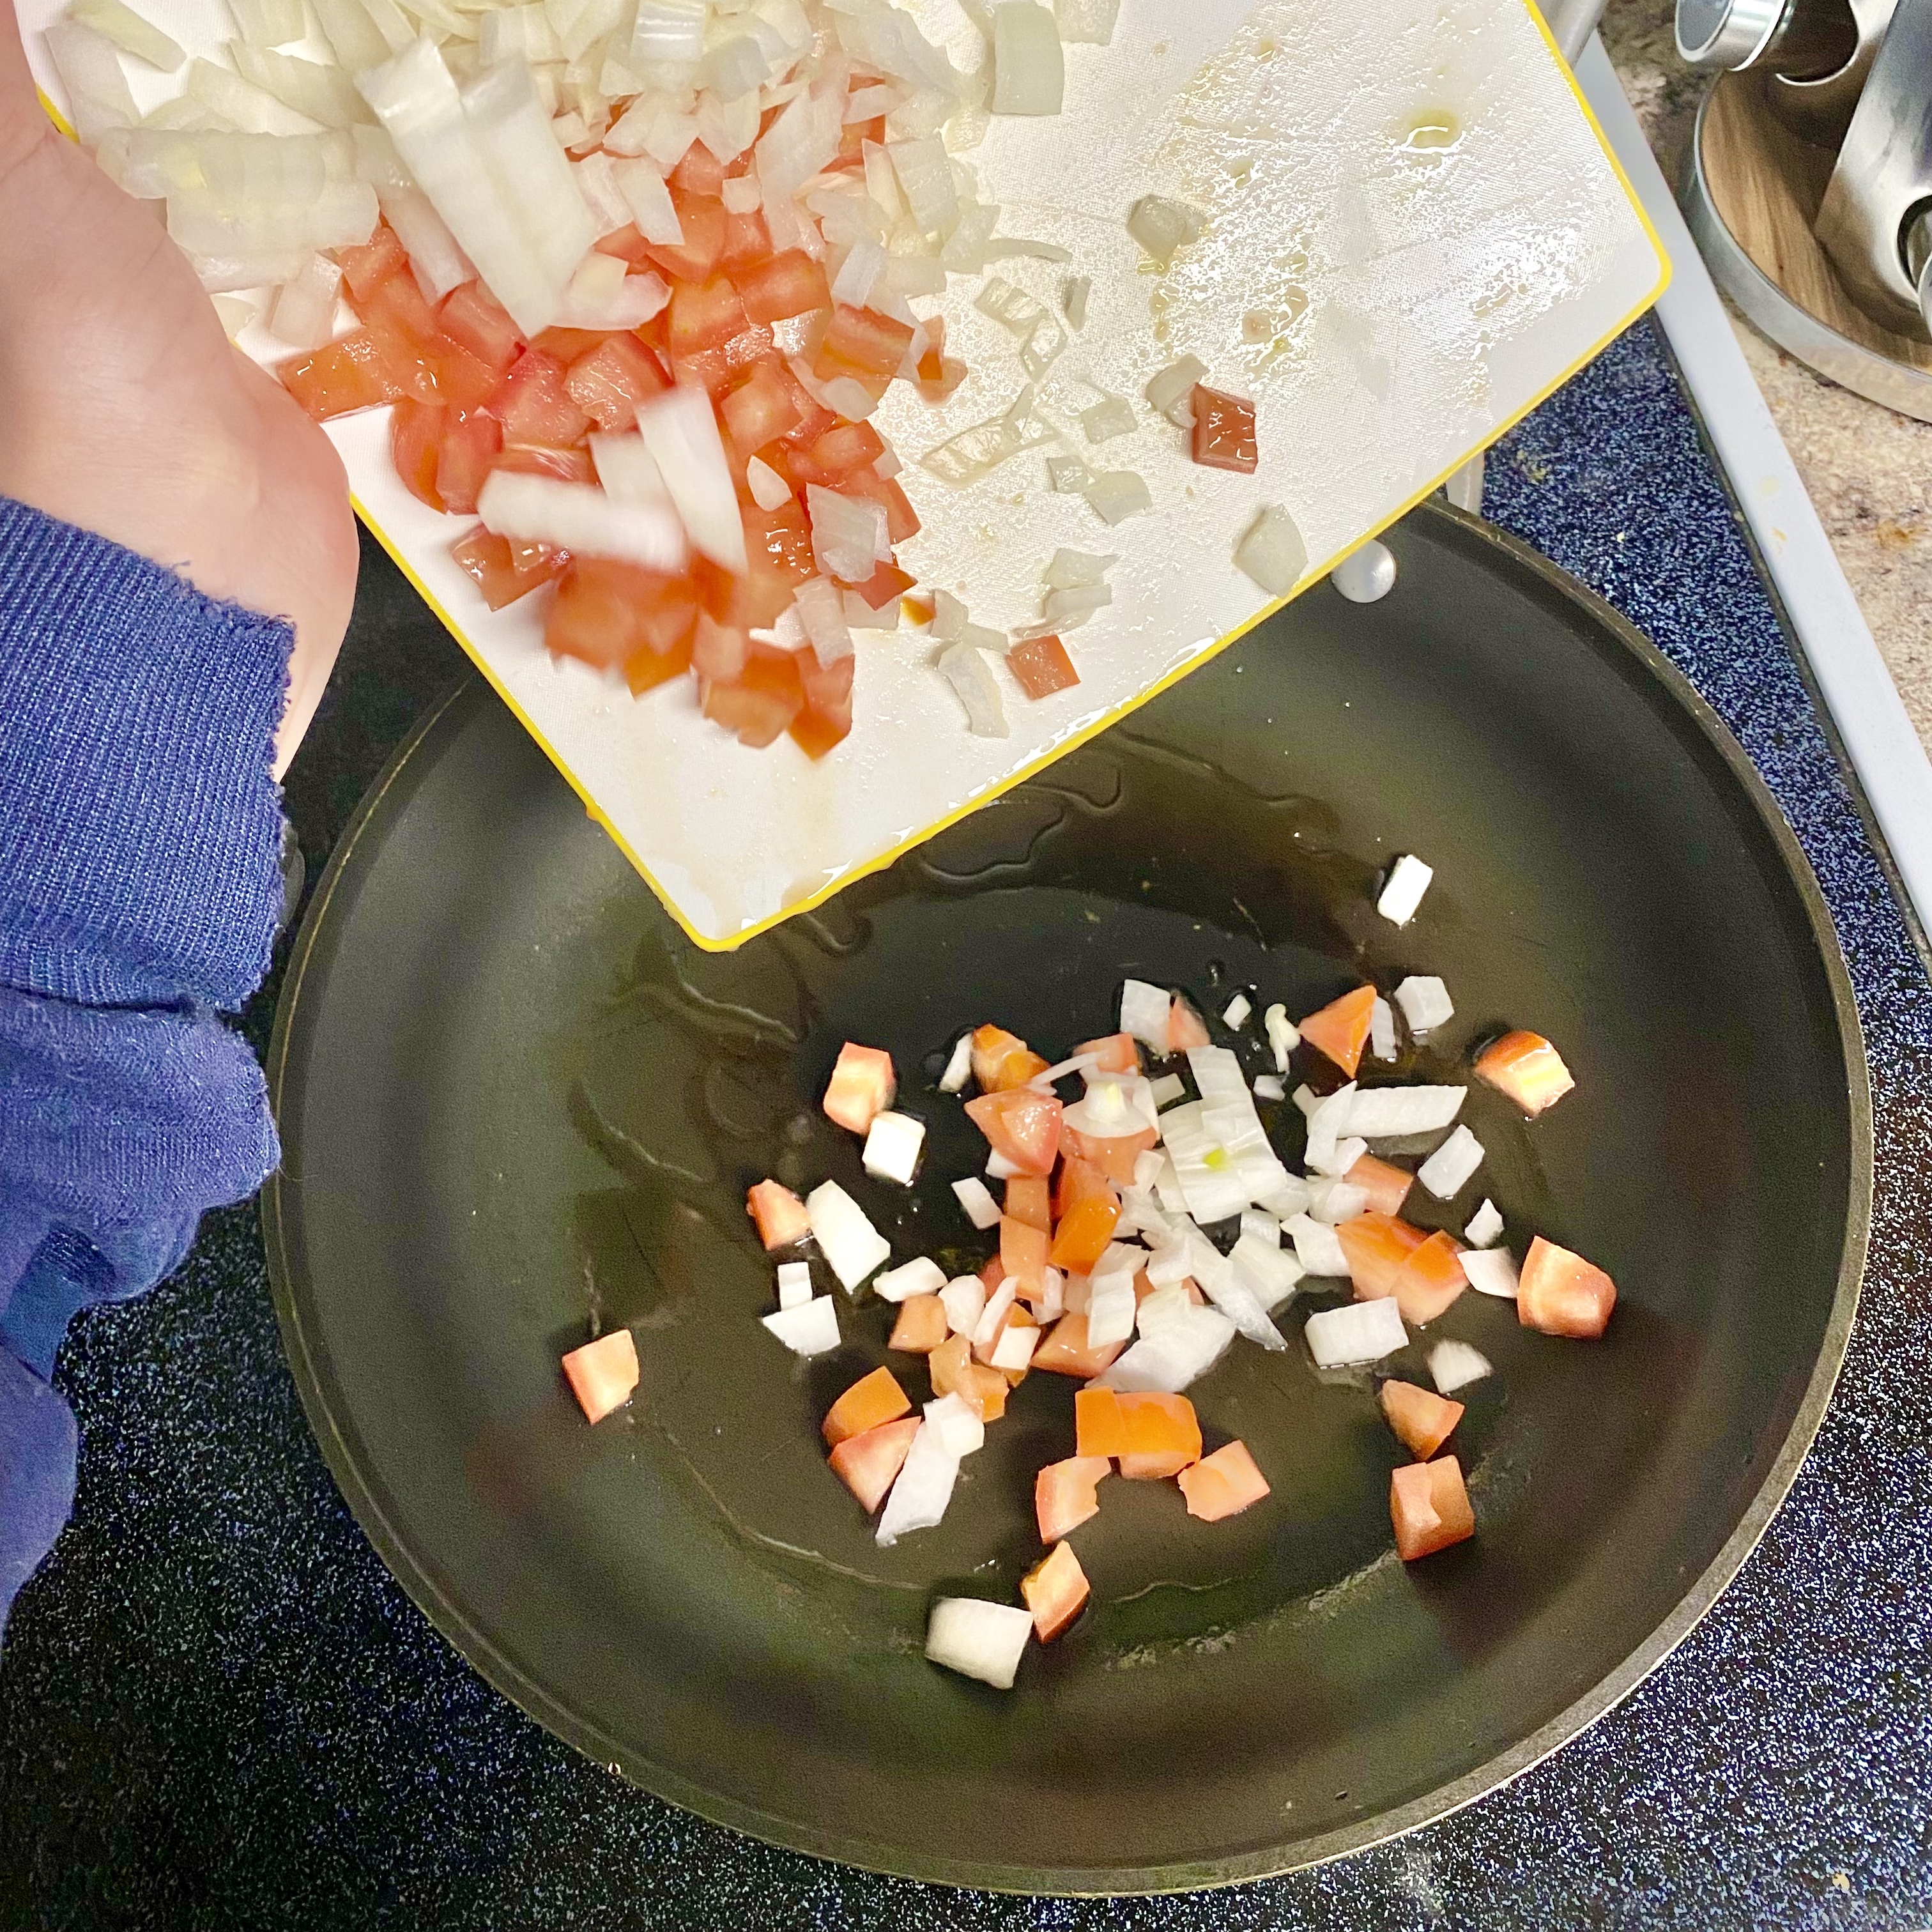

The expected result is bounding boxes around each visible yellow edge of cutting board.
[37,16,1671,955]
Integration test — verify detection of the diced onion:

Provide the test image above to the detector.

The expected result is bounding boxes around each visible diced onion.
[863,1110,928,1185]
[1460,1246,1519,1298]
[228,0,307,45]
[1052,0,1117,42]
[1147,1073,1185,1107]
[1235,503,1309,597]
[1263,1002,1299,1071]
[266,251,344,350]
[1043,548,1114,590]
[1119,979,1170,1055]
[1080,394,1136,444]
[971,1279,1018,1351]
[922,385,1051,485]
[1377,854,1435,928]
[1370,996,1397,1064]
[590,430,673,505]
[939,1031,975,1093]
[1062,272,1090,326]
[1253,1073,1285,1101]
[951,1175,1001,1230]
[1143,353,1205,424]
[1341,1085,1467,1138]
[762,1294,841,1354]
[937,641,1008,737]
[804,1179,891,1291]
[638,385,748,572]
[1231,1230,1302,1314]
[1222,993,1252,1030]
[807,484,890,582]
[1429,1339,1493,1393]
[1416,1124,1485,1199]
[924,1392,986,1458]
[1393,974,1454,1034]
[924,1596,1031,1685]
[745,455,793,512]
[1096,1300,1234,1392]
[874,1254,946,1301]
[792,574,855,664]
[477,471,687,571]
[1285,1212,1348,1276]
[990,1,1062,114]
[885,134,959,232]
[940,1273,986,1334]
[1307,1177,1368,1223]
[1305,1297,1407,1368]
[1126,193,1204,267]
[878,1423,962,1545]
[776,1260,813,1308]
[1083,470,1150,525]
[830,235,888,307]
[1464,1198,1505,1248]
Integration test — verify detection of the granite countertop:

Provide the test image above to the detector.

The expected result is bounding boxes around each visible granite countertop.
[1602,0,1932,747]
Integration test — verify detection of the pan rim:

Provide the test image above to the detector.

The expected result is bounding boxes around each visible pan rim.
[260,499,1872,1897]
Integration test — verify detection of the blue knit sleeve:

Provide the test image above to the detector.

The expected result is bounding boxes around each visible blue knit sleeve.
[0,496,293,1644]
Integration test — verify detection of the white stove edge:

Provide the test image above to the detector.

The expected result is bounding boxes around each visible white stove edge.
[1576,38,1932,942]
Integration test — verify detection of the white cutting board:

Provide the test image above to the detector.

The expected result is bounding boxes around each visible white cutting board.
[29,0,1667,948]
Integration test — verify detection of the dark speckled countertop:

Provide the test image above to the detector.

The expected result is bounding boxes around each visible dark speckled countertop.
[4,316,1931,1929]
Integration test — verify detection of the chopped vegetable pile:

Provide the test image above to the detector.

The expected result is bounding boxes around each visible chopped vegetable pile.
[53,0,1317,761]
[559,847,1616,1690]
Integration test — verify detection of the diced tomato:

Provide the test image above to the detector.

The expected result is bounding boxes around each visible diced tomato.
[438,280,525,373]
[721,358,803,454]
[1177,1439,1271,1521]
[746,1177,810,1249]
[1031,1312,1126,1379]
[964,1087,1062,1176]
[1004,1176,1051,1232]
[1115,1391,1202,1479]
[1391,1455,1475,1561]
[278,332,406,420]
[434,408,503,516]
[717,205,772,272]
[492,442,597,484]
[1517,1236,1616,1338]
[838,468,921,544]
[1008,634,1080,700]
[1300,985,1378,1077]
[1074,1385,1129,1459]
[1021,1540,1090,1641]
[641,189,728,283]
[846,560,916,611]
[888,1294,949,1353]
[1379,1379,1464,1460]
[795,419,888,483]
[561,1328,638,1425]
[1395,1230,1469,1324]
[1073,1032,1140,1075]
[669,275,750,358]
[919,355,968,402]
[822,1040,896,1133]
[1475,1030,1576,1117]
[1338,1213,1427,1303]
[491,348,592,447]
[390,398,445,510]
[771,367,836,449]
[1189,385,1259,473]
[815,304,916,381]
[1035,1455,1111,1542]
[1000,1215,1048,1298]
[532,326,613,363]
[691,611,751,684]
[1347,1153,1414,1218]
[1049,1166,1119,1273]
[1167,996,1210,1054]
[353,270,444,392]
[734,249,832,324]
[671,142,726,196]
[916,314,947,383]
[979,1254,1007,1294]
[790,650,854,760]
[450,527,567,609]
[822,1364,911,1446]
[829,1415,921,1513]
[744,499,817,583]
[970,1025,1045,1092]
[564,333,670,429]
[933,1334,1009,1422]
[546,557,695,673]
[1061,1123,1156,1184]
[593,222,655,266]
[339,221,408,300]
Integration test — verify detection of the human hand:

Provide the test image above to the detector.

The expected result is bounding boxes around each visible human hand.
[0,1,358,778]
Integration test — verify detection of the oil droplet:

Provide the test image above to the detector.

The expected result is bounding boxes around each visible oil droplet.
[1398,106,1462,152]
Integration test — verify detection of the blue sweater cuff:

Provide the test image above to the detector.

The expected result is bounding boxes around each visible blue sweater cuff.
[0,496,291,1013]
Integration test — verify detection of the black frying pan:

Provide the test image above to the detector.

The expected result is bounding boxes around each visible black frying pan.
[262,501,1867,1894]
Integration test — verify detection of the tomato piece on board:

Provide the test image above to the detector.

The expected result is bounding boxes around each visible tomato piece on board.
[390,398,445,510]
[339,220,408,300]
[1008,634,1079,700]
[1052,1156,1113,1222]
[532,325,611,363]
[916,314,947,382]
[1517,1236,1616,1338]
[1031,1312,1126,1380]
[740,498,814,584]
[719,357,804,456]
[1061,1123,1156,1184]
[828,1415,920,1513]
[546,558,691,672]
[822,1364,911,1447]
[450,528,566,609]
[734,249,833,324]
[1391,1455,1475,1561]
[561,1329,638,1424]
[1073,1032,1140,1075]
[1049,1165,1119,1272]
[691,611,750,684]
[1034,1455,1111,1542]
[1475,1029,1577,1117]
[1379,1379,1464,1460]
[641,190,728,282]
[491,348,592,447]
[717,204,772,272]
[792,649,854,757]
[1021,1540,1090,1641]
[1177,1440,1271,1521]
[1115,1391,1202,1479]
[970,1025,1041,1092]
[1004,1176,1051,1232]
[1074,1386,1130,1459]
[671,142,727,196]
[799,419,888,481]
[278,332,405,420]
[1300,984,1378,1077]
[1188,384,1259,473]
[434,408,503,516]
[706,645,805,742]
[919,355,968,402]
[823,1041,896,1133]
[669,274,750,357]
[593,222,655,266]
[746,1178,809,1250]
[1346,1153,1415,1218]
[1338,1213,1427,1303]
[438,281,526,372]
[564,333,670,429]
[888,1294,949,1353]
[999,1215,1049,1300]
[491,442,597,484]
[963,1088,1062,1177]
[815,304,916,380]
[846,560,916,612]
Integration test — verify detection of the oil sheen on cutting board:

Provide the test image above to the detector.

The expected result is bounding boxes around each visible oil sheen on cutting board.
[26,0,1668,947]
